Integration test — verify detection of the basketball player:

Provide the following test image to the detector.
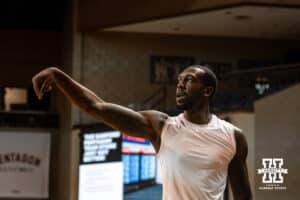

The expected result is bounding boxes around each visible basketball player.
[32,65,252,200]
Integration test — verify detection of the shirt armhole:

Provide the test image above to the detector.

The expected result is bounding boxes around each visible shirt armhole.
[225,122,239,157]
[156,116,170,157]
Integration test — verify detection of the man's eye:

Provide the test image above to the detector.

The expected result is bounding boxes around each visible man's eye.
[186,76,194,81]
[177,76,194,82]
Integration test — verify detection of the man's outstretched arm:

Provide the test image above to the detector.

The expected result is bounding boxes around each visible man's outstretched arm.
[228,130,252,200]
[32,67,168,142]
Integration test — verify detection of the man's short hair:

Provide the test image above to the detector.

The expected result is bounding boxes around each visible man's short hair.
[190,65,218,99]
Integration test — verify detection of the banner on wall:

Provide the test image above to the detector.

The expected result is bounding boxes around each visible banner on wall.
[0,132,51,198]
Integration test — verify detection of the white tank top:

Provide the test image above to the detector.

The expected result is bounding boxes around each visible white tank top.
[157,114,237,200]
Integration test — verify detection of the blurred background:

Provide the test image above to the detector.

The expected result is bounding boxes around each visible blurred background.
[0,0,299,200]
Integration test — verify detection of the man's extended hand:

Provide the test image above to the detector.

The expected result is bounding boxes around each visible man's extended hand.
[32,67,56,100]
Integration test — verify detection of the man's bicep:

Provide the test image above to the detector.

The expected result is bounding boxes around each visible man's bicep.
[90,102,156,138]
[228,131,252,199]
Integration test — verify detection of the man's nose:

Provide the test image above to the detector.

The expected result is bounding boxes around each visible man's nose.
[177,79,185,88]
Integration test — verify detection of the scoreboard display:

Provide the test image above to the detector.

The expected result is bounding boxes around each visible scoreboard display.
[122,133,156,185]
[140,154,156,181]
[122,154,140,184]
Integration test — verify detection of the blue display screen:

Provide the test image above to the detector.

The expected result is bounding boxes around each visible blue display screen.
[140,154,156,181]
[122,154,140,184]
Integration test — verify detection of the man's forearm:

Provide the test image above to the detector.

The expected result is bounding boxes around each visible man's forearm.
[49,67,104,112]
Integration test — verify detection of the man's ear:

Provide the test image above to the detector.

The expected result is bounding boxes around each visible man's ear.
[203,86,214,97]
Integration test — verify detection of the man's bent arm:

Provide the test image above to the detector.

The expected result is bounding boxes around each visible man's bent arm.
[32,67,168,141]
[228,130,252,200]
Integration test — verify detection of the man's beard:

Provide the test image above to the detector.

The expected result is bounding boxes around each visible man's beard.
[176,102,192,111]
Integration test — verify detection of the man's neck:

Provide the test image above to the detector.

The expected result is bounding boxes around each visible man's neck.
[183,105,212,125]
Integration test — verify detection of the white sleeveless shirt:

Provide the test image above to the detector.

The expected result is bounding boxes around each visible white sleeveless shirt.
[157,114,237,200]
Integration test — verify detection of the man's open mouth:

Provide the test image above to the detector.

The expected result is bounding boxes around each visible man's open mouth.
[176,93,187,101]
[176,92,186,98]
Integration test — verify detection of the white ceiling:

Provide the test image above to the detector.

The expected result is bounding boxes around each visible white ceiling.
[104,5,300,40]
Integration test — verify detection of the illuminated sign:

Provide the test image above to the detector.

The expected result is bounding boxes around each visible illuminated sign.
[81,131,122,164]
[122,133,150,145]
[79,131,123,200]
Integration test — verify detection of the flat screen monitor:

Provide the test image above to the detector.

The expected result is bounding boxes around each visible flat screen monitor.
[140,154,156,181]
[122,153,140,184]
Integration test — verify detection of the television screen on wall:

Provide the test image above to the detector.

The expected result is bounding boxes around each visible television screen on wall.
[140,154,156,181]
[123,153,140,184]
[122,133,156,184]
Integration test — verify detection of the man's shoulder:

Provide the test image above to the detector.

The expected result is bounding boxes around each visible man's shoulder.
[139,110,169,121]
[214,115,242,133]
[139,110,169,133]
[233,129,248,157]
[233,129,246,143]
